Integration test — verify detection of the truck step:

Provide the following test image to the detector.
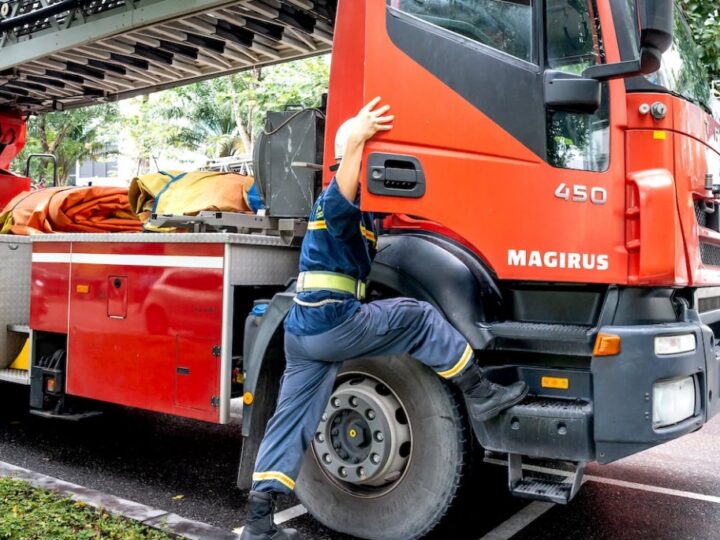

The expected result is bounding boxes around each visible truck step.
[508,454,585,505]
[486,322,594,354]
[490,322,593,341]
[474,397,594,462]
[0,368,30,385]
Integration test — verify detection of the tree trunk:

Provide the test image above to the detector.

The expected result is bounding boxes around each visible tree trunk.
[230,86,252,154]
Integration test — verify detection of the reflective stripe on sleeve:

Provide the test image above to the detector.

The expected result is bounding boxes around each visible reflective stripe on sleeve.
[252,471,296,490]
[360,225,377,244]
[437,344,473,379]
[307,220,327,230]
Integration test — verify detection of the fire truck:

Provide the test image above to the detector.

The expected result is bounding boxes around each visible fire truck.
[1,1,719,538]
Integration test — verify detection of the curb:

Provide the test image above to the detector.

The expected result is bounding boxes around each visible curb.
[0,461,239,540]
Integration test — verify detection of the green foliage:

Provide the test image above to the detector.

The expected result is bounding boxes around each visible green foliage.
[121,55,329,171]
[11,104,118,186]
[0,477,174,540]
[680,1,720,83]
[165,55,330,157]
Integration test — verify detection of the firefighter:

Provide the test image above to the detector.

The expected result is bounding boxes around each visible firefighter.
[240,98,529,540]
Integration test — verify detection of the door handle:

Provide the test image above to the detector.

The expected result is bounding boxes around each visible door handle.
[367,153,426,199]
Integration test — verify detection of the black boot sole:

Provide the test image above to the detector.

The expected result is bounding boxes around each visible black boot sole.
[469,385,530,423]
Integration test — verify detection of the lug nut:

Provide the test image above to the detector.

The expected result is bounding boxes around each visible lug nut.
[321,413,328,422]
[371,453,381,465]
[358,467,366,478]
[349,396,358,407]
[316,433,325,443]
[374,431,384,442]
[331,398,340,408]
[323,454,332,464]
[366,410,375,420]
[339,467,348,478]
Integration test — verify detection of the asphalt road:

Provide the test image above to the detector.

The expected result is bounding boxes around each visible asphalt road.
[1,382,720,540]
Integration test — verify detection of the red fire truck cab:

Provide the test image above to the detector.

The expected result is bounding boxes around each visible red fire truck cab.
[1,1,719,538]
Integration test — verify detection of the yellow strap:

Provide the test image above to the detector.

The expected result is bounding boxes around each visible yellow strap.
[438,344,473,379]
[252,471,296,490]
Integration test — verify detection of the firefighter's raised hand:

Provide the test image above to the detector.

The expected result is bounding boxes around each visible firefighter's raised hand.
[348,97,394,145]
[335,98,394,203]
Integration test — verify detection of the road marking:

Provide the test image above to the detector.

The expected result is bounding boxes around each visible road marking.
[233,504,307,534]
[486,458,720,505]
[478,501,555,540]
[587,475,720,505]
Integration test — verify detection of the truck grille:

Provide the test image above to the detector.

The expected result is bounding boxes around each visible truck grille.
[695,201,709,228]
[699,294,720,313]
[700,241,720,267]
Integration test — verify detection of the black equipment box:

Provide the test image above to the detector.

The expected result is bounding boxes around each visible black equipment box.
[253,109,325,218]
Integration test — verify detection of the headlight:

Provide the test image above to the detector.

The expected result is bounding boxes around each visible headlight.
[653,377,696,428]
[654,334,696,355]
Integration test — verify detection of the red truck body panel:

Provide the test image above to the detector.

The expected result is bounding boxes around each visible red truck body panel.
[31,240,225,422]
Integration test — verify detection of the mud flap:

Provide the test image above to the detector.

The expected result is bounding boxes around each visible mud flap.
[237,291,294,490]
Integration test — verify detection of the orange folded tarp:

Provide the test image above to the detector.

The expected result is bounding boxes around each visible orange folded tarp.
[0,186,142,235]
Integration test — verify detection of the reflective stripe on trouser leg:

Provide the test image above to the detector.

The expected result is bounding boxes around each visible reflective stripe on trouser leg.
[251,350,341,494]
[437,343,474,379]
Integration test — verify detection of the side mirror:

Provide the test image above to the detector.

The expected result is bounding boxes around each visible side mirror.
[544,71,602,115]
[636,0,674,74]
[580,0,675,83]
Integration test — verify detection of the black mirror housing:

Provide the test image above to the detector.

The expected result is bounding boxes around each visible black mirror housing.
[637,0,674,56]
[544,71,602,115]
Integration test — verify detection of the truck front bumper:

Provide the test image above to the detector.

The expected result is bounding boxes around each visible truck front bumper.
[476,320,720,464]
[592,321,719,463]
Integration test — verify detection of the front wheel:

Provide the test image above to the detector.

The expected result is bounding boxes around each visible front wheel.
[296,355,469,540]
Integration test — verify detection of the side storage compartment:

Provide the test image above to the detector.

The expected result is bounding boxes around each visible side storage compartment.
[65,241,226,423]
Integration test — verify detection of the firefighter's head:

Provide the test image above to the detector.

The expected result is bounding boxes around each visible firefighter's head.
[334,118,355,163]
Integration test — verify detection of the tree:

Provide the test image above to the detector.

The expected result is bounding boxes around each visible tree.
[681,1,720,83]
[11,104,118,185]
[119,56,329,171]
[156,56,329,158]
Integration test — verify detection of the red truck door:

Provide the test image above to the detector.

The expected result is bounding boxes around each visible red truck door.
[331,1,630,286]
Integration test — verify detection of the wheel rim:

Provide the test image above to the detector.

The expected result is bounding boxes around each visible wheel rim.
[312,372,412,495]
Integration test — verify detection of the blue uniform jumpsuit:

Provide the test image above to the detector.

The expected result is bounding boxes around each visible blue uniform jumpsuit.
[251,178,474,493]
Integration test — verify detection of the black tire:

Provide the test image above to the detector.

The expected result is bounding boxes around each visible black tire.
[296,355,469,540]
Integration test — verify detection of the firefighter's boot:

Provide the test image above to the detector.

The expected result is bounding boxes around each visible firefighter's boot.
[455,364,528,422]
[240,491,298,540]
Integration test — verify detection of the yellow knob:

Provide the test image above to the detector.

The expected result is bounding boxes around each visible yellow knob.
[349,429,357,438]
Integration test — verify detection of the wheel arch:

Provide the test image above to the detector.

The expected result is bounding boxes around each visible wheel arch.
[369,232,503,349]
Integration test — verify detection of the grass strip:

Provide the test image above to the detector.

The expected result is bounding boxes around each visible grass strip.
[0,477,175,540]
